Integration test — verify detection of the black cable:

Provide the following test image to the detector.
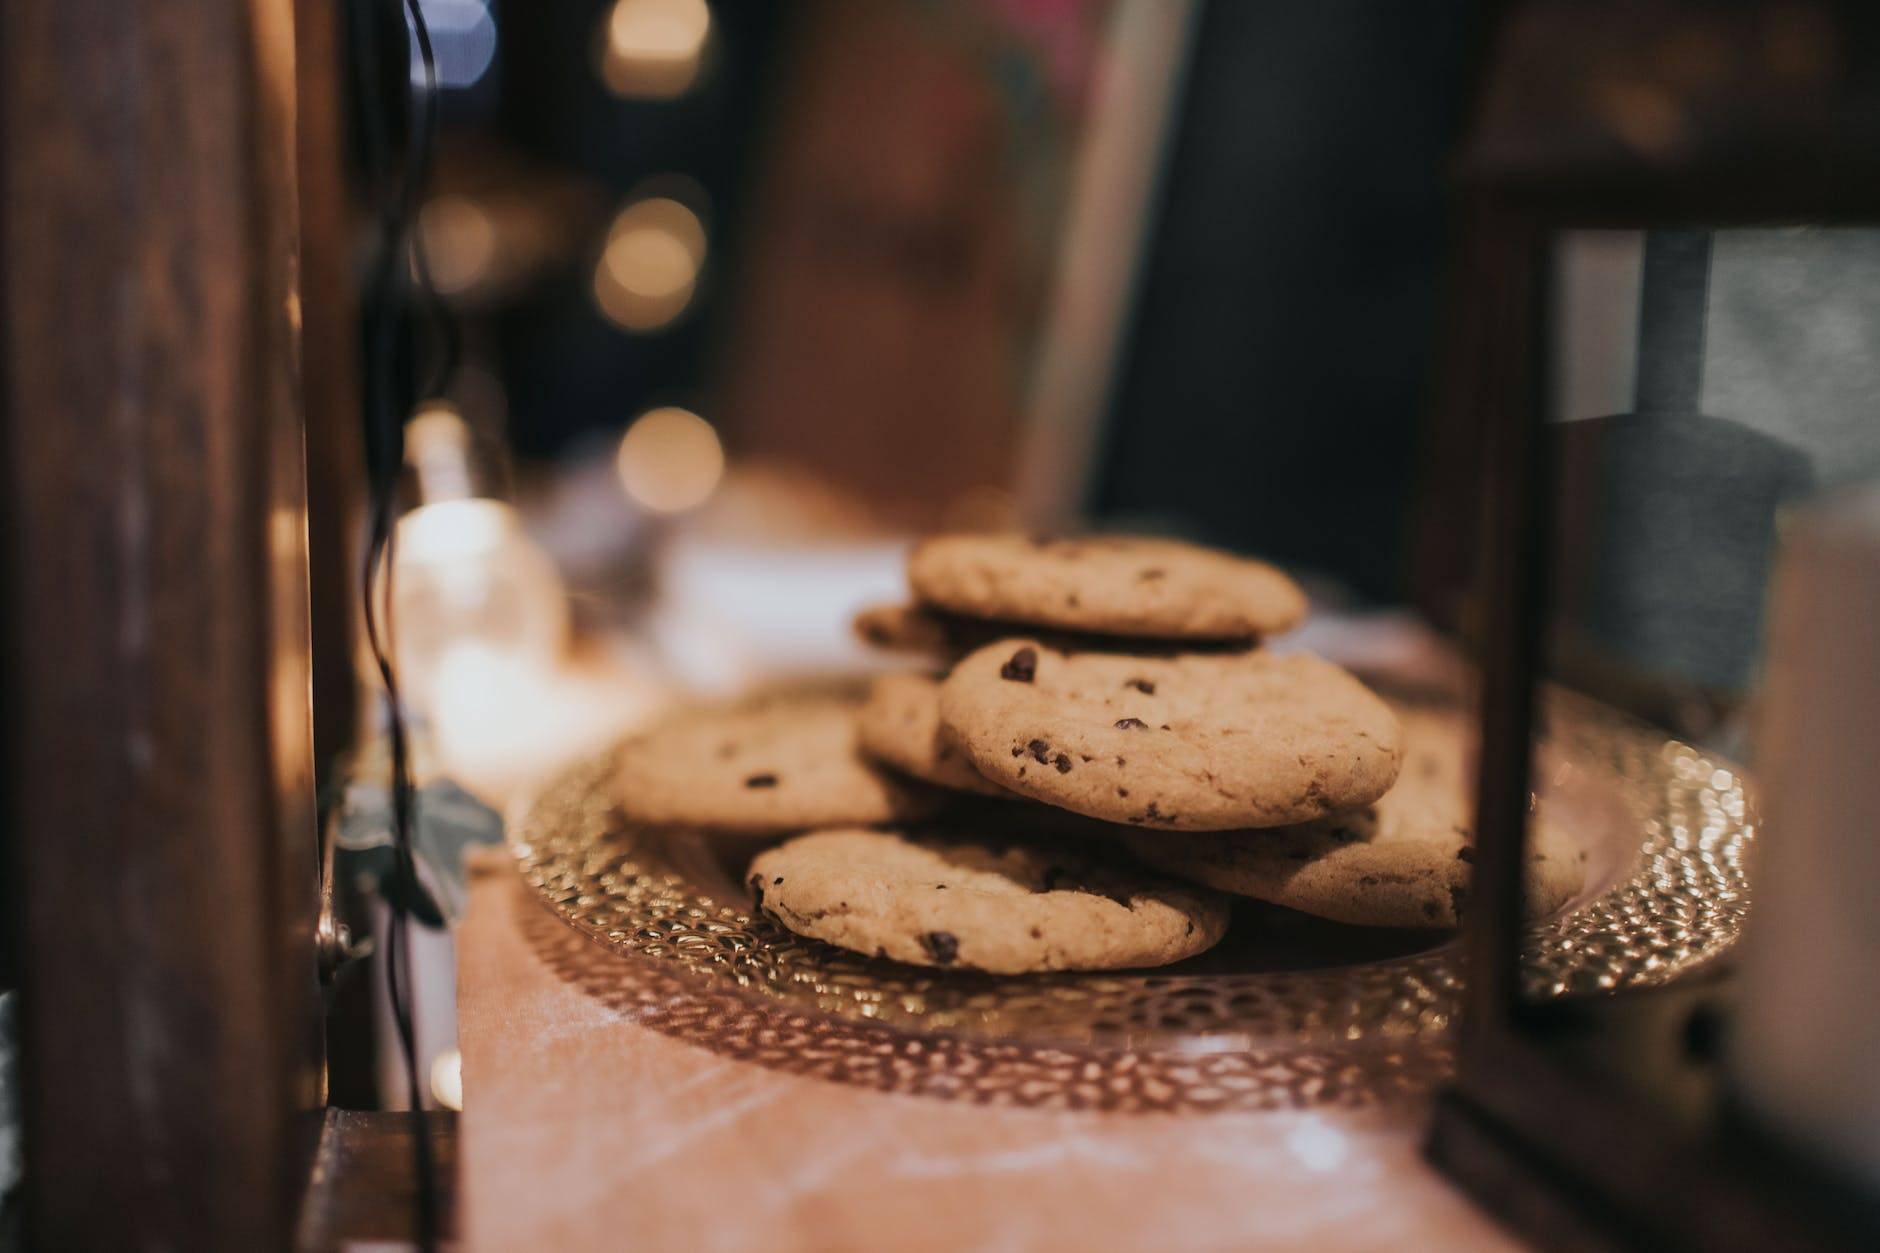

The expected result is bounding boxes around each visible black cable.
[355,1,452,1247]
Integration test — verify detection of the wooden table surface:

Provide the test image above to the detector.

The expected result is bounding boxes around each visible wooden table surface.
[457,856,1517,1251]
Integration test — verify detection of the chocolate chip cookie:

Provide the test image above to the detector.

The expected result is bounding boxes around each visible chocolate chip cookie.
[747,826,1229,973]
[857,673,1010,797]
[853,600,1259,661]
[907,534,1306,641]
[939,642,1403,829]
[615,696,939,835]
[1123,707,1586,927]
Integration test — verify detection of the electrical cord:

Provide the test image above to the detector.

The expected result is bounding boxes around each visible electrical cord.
[355,0,451,1246]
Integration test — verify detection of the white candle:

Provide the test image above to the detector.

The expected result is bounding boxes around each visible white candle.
[1732,481,1880,1187]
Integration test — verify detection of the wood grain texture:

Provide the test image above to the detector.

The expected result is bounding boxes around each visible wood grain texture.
[297,1109,459,1252]
[294,0,366,791]
[1,0,323,1247]
[458,859,1513,1252]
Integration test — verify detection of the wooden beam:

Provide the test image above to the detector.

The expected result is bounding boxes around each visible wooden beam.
[1,1,323,1247]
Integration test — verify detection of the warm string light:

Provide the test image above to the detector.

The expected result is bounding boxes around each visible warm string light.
[593,195,707,331]
[597,0,711,100]
[616,406,725,513]
[418,195,497,295]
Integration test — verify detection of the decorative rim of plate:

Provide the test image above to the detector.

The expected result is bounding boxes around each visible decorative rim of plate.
[514,687,1752,1058]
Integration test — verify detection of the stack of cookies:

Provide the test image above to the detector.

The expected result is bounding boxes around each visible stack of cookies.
[613,534,1584,976]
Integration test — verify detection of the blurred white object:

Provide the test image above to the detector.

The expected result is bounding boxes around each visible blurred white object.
[648,537,909,693]
[429,640,666,808]
[1732,481,1880,1188]
[384,498,571,712]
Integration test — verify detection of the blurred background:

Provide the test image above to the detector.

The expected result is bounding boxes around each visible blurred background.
[335,0,1880,1110]
[352,0,1488,787]
[343,0,1490,1110]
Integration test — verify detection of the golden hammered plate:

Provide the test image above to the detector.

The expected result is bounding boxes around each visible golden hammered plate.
[514,687,1750,1101]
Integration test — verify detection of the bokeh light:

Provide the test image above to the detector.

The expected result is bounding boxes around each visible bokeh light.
[592,196,707,331]
[419,195,498,296]
[616,407,725,514]
[415,0,498,90]
[430,1048,464,1111]
[597,0,711,100]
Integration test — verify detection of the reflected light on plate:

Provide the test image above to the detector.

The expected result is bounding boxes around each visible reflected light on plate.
[594,196,706,330]
[420,195,498,295]
[617,407,724,514]
[598,0,710,99]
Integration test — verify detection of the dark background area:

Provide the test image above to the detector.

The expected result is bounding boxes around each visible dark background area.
[398,0,1481,602]
[1091,1,1478,602]
[489,0,787,458]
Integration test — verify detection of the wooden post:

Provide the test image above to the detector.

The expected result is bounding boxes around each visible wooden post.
[1,1,324,1247]
[296,0,366,793]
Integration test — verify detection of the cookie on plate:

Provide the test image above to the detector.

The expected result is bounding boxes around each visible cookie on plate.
[857,673,1009,797]
[747,826,1229,973]
[907,534,1306,641]
[852,602,968,657]
[852,600,1259,661]
[1123,708,1587,927]
[939,641,1402,830]
[615,696,938,835]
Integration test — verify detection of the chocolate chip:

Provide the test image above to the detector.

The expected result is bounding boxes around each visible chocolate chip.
[920,931,959,964]
[1456,847,1476,864]
[1159,724,1170,731]
[748,874,765,911]
[1010,746,1024,757]
[1029,926,1043,939]
[1448,884,1469,922]
[1138,568,1166,581]
[1028,739,1052,764]
[1117,787,1129,798]
[1114,717,1147,730]
[744,773,779,788]
[1053,753,1073,773]
[1000,647,1038,682]
[773,876,784,885]
[1125,679,1156,695]
[1144,801,1164,822]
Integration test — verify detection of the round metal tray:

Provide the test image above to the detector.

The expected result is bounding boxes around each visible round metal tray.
[514,687,1750,1107]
